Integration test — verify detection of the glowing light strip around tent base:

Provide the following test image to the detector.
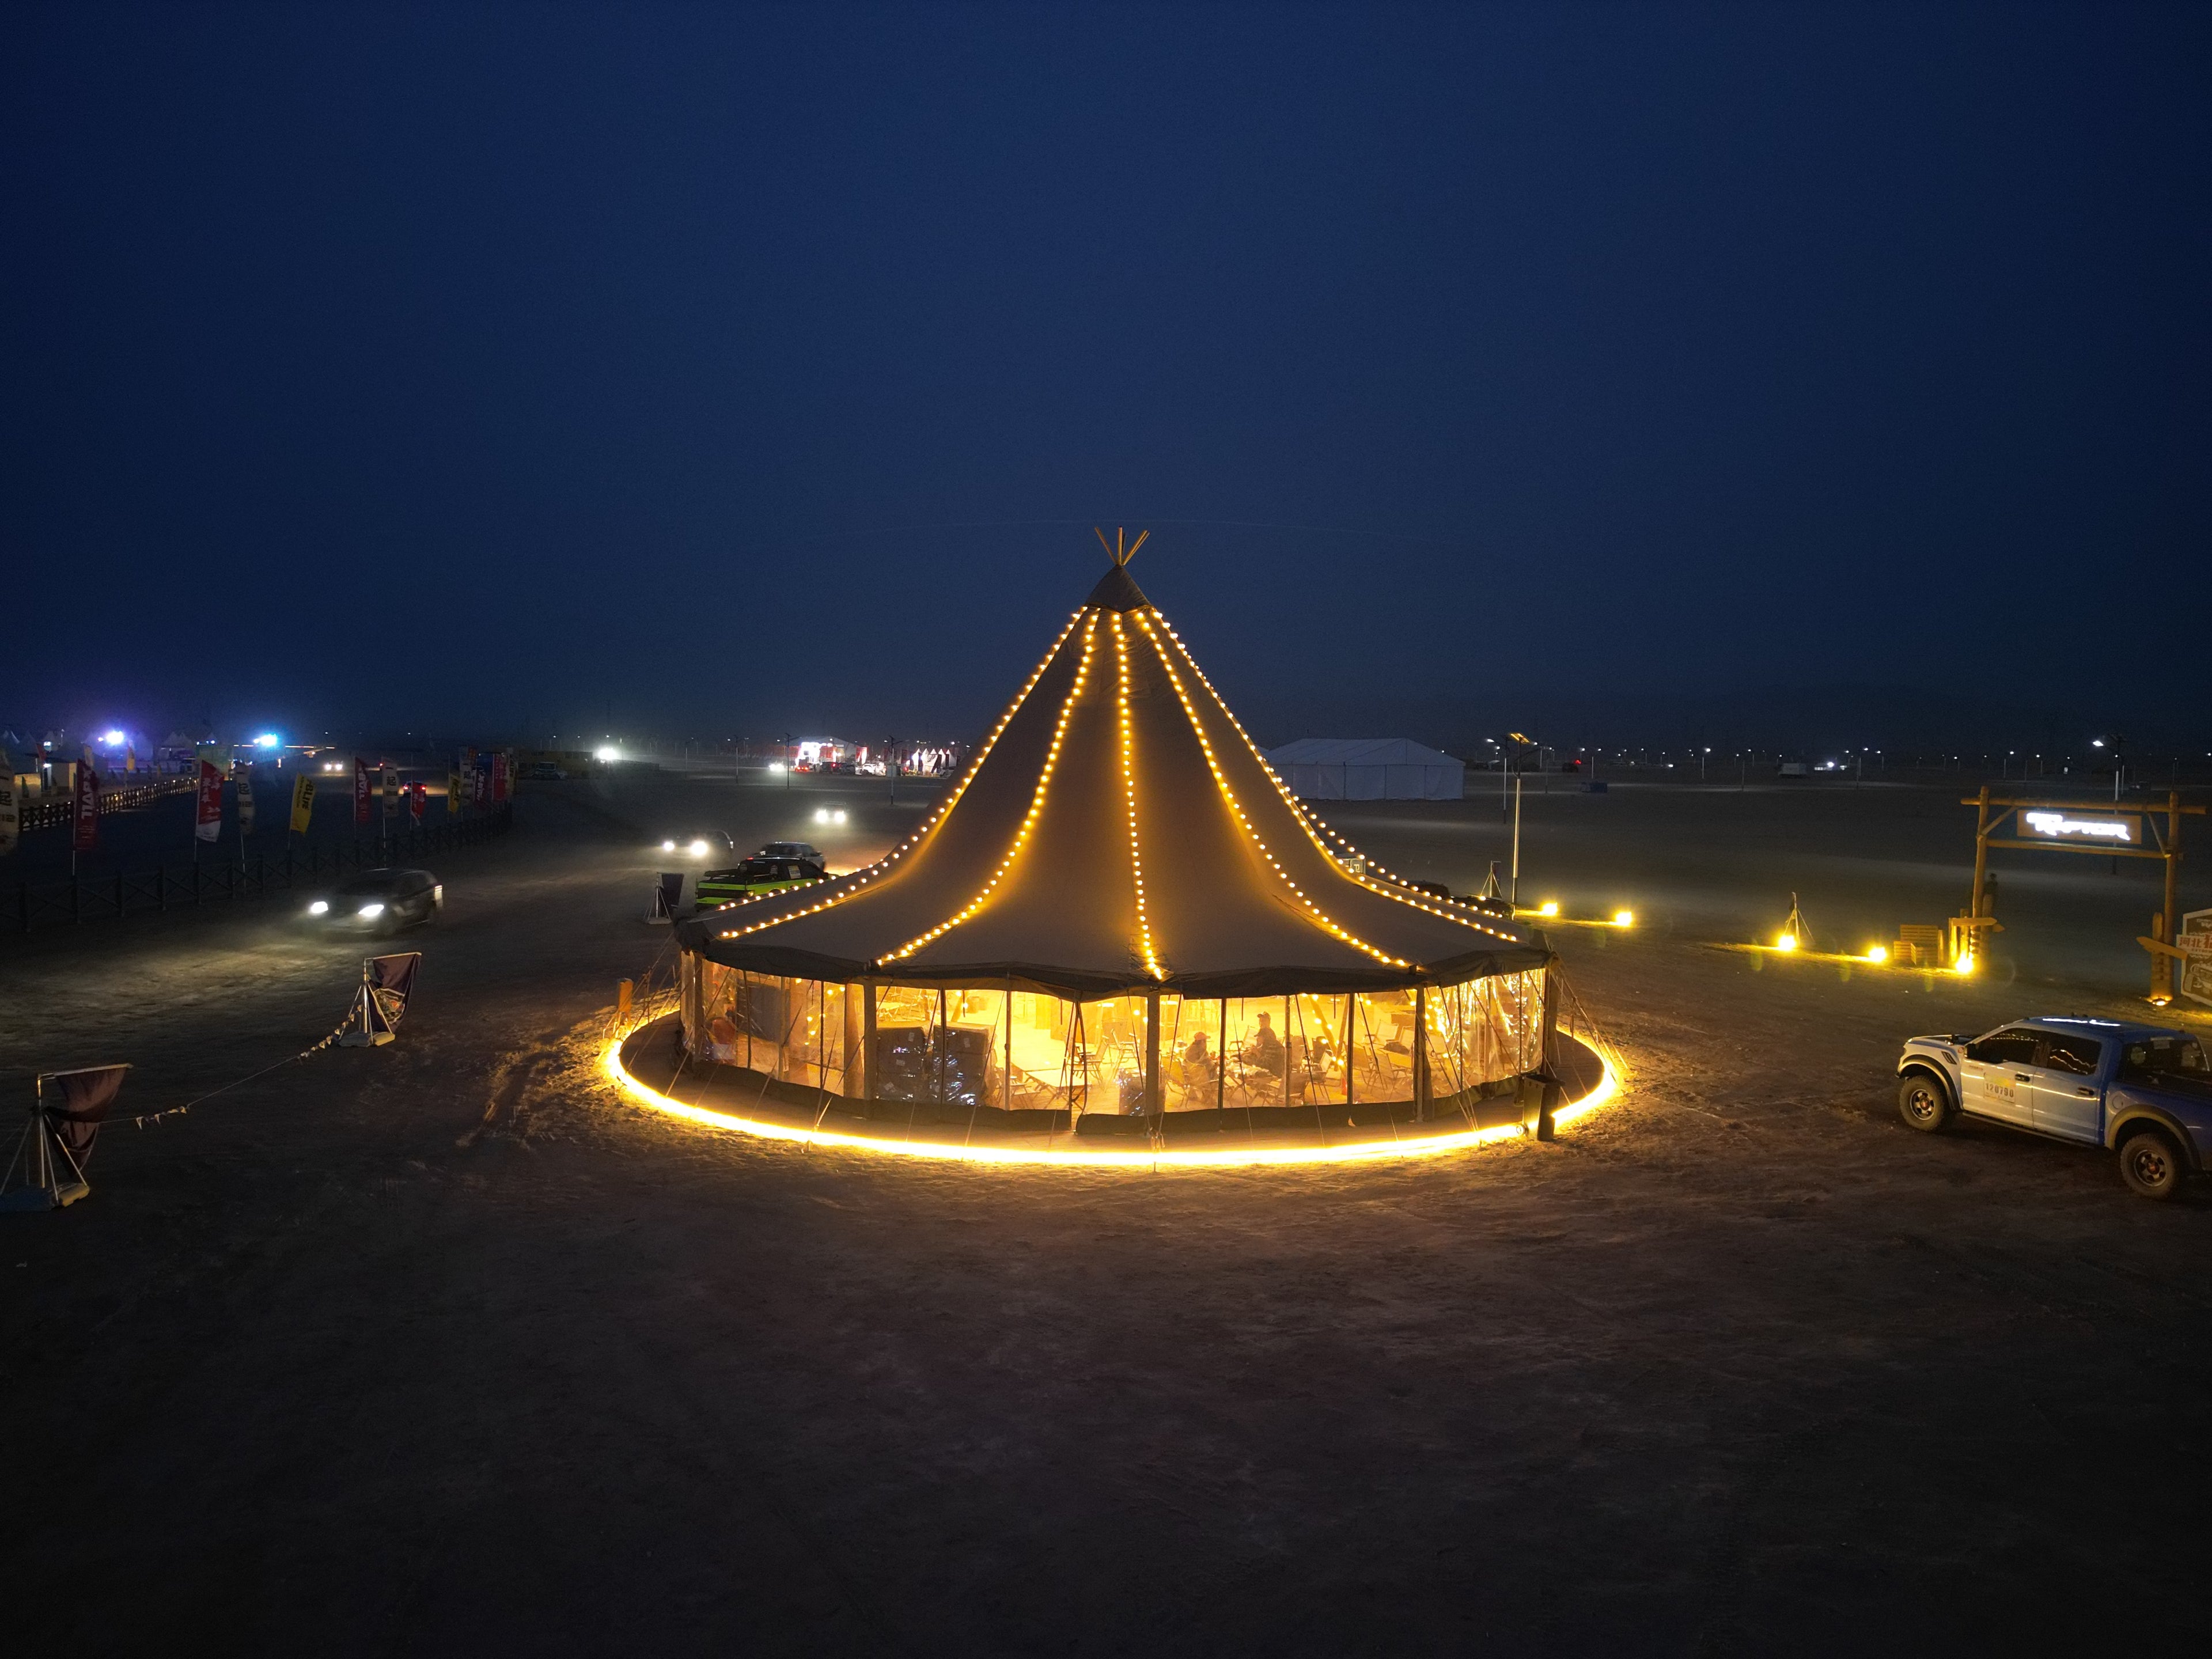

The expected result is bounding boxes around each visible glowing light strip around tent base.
[602,1027,1622,1171]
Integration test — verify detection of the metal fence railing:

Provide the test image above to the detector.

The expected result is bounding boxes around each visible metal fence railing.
[14,775,196,833]
[6,804,514,936]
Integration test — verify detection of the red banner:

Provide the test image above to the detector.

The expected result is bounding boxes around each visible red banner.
[354,757,371,825]
[491,753,508,803]
[194,759,222,844]
[73,762,102,852]
[408,780,425,823]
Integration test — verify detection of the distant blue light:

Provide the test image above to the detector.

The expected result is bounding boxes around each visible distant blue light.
[255,733,279,748]
[101,729,125,745]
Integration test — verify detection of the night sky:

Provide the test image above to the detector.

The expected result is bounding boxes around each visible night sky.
[5,5,2206,753]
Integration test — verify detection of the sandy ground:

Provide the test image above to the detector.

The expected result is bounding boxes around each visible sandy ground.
[3,771,2208,1655]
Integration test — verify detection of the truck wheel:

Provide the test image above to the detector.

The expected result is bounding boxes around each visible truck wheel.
[2118,1128,2186,1202]
[1897,1072,1950,1132]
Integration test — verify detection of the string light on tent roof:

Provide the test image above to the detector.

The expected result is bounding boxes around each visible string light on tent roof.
[1113,615,1166,980]
[1133,612,1408,969]
[719,613,1083,941]
[1145,616,1518,947]
[882,615,1100,961]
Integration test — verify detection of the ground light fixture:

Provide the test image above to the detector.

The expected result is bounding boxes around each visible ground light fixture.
[1865,945,1888,963]
[1775,933,1798,951]
[1612,910,1635,927]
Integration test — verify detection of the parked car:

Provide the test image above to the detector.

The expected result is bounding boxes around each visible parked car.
[756,840,824,861]
[695,857,830,910]
[304,868,443,934]
[660,831,735,858]
[1895,1017,2212,1199]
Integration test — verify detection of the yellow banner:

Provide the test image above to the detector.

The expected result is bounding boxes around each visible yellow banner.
[448,772,463,815]
[290,774,316,834]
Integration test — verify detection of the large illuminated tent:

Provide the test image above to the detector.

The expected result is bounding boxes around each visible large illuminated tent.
[625,540,1612,1160]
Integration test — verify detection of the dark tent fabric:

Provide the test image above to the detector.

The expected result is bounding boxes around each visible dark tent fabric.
[43,1063,130,1163]
[368,953,422,1036]
[679,563,1545,999]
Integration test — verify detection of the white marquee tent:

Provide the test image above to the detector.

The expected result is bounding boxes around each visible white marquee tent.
[1266,738,1465,801]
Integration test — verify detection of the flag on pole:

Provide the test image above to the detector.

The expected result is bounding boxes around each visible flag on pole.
[195,759,223,843]
[408,780,425,823]
[236,763,256,835]
[354,757,371,825]
[491,752,509,803]
[446,771,463,816]
[380,763,396,827]
[125,745,138,774]
[290,773,316,833]
[71,760,101,853]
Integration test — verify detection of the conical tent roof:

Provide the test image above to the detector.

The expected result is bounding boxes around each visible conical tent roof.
[679,561,1545,999]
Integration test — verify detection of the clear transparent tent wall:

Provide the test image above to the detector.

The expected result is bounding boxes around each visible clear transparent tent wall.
[679,960,1546,1114]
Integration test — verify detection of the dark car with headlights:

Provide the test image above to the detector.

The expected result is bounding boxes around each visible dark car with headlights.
[304,868,442,934]
[660,831,736,859]
[695,857,828,910]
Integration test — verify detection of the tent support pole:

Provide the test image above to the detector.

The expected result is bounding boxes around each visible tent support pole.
[1413,987,1431,1120]
[861,980,877,1103]
[1536,959,1562,1141]
[1145,991,1160,1118]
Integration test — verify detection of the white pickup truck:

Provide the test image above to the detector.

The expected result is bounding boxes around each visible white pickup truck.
[1895,1017,2212,1200]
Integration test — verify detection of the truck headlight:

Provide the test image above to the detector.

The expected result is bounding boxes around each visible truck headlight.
[358,902,385,918]
[308,900,329,915]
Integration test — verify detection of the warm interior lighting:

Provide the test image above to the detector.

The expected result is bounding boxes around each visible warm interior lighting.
[604,1031,1620,1169]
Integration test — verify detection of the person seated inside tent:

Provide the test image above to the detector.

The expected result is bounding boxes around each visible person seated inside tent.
[1183,1028,1212,1071]
[1248,1012,1285,1075]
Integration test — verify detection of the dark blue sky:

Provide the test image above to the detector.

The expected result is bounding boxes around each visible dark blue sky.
[5,3,2207,751]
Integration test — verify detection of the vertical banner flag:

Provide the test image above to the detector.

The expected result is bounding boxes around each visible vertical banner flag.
[0,745,17,857]
[491,752,509,803]
[195,759,223,843]
[125,745,137,774]
[236,763,256,835]
[447,770,463,816]
[354,757,372,825]
[74,760,102,852]
[409,779,425,823]
[290,773,316,833]
[381,763,396,827]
